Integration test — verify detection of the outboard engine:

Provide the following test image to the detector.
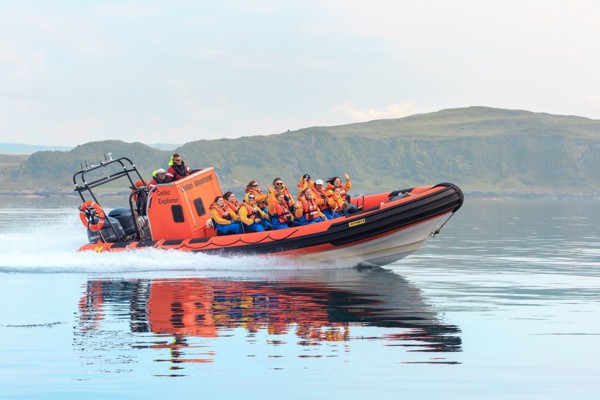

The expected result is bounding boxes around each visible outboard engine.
[108,208,137,236]
[87,216,126,243]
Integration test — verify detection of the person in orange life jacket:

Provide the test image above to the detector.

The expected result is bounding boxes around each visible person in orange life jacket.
[245,180,268,213]
[238,193,270,233]
[325,173,352,196]
[326,173,358,215]
[327,186,348,219]
[296,173,315,197]
[210,196,243,235]
[312,179,332,219]
[166,153,192,182]
[297,187,327,225]
[223,191,240,212]
[267,187,299,230]
[271,177,296,213]
[148,168,168,190]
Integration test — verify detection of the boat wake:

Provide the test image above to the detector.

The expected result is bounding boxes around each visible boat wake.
[0,214,352,274]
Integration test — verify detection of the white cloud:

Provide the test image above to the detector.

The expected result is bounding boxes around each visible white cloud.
[333,102,422,122]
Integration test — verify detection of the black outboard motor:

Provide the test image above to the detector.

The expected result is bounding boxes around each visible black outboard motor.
[87,216,126,243]
[108,208,137,236]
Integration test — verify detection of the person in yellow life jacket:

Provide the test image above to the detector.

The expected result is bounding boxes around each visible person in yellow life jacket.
[297,188,327,225]
[245,180,268,213]
[148,168,168,190]
[223,191,240,212]
[238,193,270,233]
[312,179,332,219]
[209,196,243,235]
[327,186,348,219]
[326,173,358,215]
[296,173,315,197]
[272,177,296,213]
[326,173,352,197]
[267,186,298,230]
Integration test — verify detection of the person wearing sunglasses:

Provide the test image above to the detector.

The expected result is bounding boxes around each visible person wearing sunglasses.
[166,153,193,182]
[270,177,296,213]
[245,180,268,213]
[267,190,298,230]
[238,193,270,233]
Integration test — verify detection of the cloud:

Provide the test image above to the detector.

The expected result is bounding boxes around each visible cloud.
[333,102,422,122]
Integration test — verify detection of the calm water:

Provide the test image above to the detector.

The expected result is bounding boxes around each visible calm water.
[0,197,599,399]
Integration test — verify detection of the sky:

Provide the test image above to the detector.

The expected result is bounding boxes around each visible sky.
[1,0,600,146]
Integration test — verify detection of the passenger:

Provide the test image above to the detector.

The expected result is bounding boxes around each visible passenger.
[312,179,332,219]
[327,187,348,219]
[223,191,240,212]
[268,187,297,230]
[296,173,314,196]
[272,177,296,213]
[326,173,358,214]
[209,196,243,235]
[245,180,268,213]
[148,168,168,190]
[326,173,352,197]
[131,179,148,216]
[166,153,192,182]
[297,188,327,225]
[238,193,270,233]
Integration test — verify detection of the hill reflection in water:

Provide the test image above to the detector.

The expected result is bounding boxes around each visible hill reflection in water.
[75,267,461,374]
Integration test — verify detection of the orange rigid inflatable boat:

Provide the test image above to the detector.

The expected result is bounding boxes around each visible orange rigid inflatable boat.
[75,156,464,267]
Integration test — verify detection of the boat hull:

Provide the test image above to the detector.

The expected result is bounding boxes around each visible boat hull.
[79,183,463,267]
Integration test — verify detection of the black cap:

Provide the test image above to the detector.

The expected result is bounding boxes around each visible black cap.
[303,174,310,180]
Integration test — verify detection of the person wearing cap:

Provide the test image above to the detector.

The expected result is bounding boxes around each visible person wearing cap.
[148,168,168,190]
[296,173,315,196]
[238,193,270,232]
[312,178,332,219]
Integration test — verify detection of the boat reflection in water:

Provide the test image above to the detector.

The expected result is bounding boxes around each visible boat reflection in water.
[75,267,461,375]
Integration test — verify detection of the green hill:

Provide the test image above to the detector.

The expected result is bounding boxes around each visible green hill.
[1,107,599,196]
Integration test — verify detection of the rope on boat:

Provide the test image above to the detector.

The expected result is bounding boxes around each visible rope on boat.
[431,212,456,237]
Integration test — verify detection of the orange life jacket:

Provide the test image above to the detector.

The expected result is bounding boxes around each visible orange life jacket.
[226,199,240,212]
[313,187,329,210]
[211,204,233,220]
[241,203,260,219]
[300,197,319,221]
[273,201,292,223]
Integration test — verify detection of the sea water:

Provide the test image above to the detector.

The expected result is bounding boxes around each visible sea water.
[0,197,599,399]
